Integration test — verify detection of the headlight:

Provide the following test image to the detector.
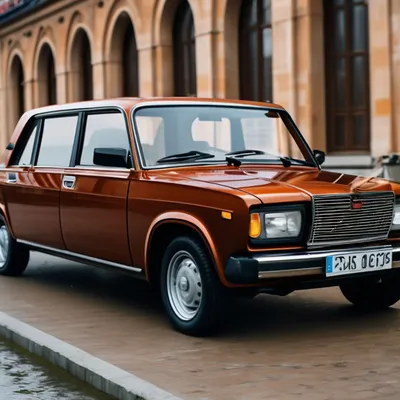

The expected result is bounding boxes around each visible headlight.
[391,204,400,231]
[265,212,302,238]
[249,209,303,240]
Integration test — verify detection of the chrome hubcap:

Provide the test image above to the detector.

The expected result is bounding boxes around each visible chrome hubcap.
[166,250,203,321]
[0,225,9,267]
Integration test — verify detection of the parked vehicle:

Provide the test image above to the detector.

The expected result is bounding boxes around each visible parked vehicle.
[1,97,400,336]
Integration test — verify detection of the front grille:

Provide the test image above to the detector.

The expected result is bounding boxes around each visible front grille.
[308,192,395,246]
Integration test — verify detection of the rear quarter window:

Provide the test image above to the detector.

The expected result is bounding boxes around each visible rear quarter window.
[9,122,39,166]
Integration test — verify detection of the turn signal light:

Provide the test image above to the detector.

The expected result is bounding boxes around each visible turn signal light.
[249,213,261,238]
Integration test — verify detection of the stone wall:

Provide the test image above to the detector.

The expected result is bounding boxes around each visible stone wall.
[0,0,399,162]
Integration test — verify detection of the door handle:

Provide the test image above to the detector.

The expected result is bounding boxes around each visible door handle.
[6,172,17,183]
[62,175,76,190]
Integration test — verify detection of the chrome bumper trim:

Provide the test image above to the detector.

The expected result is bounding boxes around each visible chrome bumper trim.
[255,245,400,279]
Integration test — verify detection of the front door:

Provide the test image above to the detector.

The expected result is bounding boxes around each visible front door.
[3,114,79,249]
[60,110,133,266]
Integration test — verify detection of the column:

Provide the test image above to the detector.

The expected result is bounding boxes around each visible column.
[0,45,7,148]
[153,44,173,96]
[293,0,325,150]
[138,46,156,97]
[195,30,221,97]
[24,79,34,111]
[272,0,296,115]
[369,0,393,157]
[391,0,400,152]
[92,61,105,100]
[56,69,68,104]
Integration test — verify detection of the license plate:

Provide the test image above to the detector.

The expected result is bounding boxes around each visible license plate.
[326,249,392,277]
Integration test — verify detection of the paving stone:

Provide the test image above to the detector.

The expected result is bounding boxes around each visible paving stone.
[0,252,400,399]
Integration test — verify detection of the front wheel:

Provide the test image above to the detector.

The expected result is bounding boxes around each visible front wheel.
[340,275,400,310]
[160,236,228,337]
[0,215,30,277]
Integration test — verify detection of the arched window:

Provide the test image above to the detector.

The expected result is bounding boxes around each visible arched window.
[70,29,93,101]
[122,19,139,96]
[37,44,57,106]
[108,13,139,97]
[324,0,370,153]
[9,56,25,127]
[173,0,196,96]
[239,0,272,101]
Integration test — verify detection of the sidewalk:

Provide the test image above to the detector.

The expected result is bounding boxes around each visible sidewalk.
[0,252,400,400]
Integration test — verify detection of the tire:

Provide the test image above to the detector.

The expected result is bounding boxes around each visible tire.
[0,215,29,277]
[160,236,229,337]
[340,275,400,310]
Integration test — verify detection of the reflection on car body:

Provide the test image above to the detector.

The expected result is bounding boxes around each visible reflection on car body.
[0,97,400,337]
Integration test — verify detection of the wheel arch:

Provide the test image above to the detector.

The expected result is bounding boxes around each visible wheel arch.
[144,212,222,285]
[0,203,15,238]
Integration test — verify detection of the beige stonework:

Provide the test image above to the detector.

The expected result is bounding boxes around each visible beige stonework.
[0,0,399,159]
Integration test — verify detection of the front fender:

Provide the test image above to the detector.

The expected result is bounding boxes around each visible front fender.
[144,211,224,281]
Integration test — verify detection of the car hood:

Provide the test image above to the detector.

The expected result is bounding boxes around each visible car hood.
[173,166,393,204]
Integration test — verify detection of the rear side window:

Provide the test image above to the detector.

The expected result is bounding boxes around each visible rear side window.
[36,116,78,167]
[79,112,131,167]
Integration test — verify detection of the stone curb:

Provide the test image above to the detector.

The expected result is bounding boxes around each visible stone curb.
[0,312,185,400]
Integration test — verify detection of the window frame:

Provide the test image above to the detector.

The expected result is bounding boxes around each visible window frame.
[74,108,134,170]
[324,0,370,153]
[13,106,134,171]
[173,0,197,97]
[33,112,82,168]
[239,0,273,102]
[130,101,319,171]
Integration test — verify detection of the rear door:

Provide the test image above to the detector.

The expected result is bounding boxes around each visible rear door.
[2,119,40,241]
[60,109,134,267]
[3,114,79,249]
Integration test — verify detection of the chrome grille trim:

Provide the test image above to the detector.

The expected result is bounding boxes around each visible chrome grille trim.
[308,191,395,247]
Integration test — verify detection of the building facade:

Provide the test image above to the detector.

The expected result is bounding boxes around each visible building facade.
[0,0,399,168]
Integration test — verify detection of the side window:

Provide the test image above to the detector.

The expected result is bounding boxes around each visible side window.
[36,116,78,167]
[14,124,38,166]
[79,112,131,167]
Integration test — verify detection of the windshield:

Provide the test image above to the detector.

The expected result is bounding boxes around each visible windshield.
[132,104,316,168]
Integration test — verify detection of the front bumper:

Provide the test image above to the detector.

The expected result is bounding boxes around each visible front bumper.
[225,245,400,284]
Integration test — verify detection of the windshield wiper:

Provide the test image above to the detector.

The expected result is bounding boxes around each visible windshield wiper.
[226,149,266,157]
[283,156,314,166]
[156,150,215,164]
[225,149,291,167]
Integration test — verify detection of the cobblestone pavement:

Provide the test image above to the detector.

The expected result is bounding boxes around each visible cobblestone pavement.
[0,252,400,400]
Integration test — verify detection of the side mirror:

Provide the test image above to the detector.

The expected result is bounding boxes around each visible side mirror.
[313,149,325,165]
[93,147,128,168]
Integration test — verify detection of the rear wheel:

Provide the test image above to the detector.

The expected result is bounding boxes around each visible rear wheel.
[0,215,29,277]
[160,236,228,336]
[340,275,400,310]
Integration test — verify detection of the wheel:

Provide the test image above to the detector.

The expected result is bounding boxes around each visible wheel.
[0,215,29,276]
[340,275,400,310]
[160,236,228,337]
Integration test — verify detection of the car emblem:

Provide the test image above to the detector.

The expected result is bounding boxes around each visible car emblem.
[351,199,363,210]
